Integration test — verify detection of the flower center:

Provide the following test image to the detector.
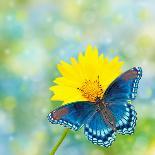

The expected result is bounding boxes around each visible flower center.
[77,77,104,102]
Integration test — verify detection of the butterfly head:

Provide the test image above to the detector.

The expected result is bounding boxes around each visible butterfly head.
[95,96,102,104]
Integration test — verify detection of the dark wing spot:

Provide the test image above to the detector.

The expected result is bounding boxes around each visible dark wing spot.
[53,107,69,120]
[122,70,138,81]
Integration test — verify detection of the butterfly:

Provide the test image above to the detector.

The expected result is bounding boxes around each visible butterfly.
[48,67,142,147]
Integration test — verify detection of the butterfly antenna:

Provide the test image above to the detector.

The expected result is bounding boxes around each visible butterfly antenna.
[96,75,98,88]
[97,75,100,97]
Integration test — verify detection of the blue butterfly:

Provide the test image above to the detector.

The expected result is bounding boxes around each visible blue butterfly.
[48,67,142,147]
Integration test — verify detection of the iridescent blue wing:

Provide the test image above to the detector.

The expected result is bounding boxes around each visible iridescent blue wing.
[108,102,137,134]
[48,101,97,131]
[84,111,116,147]
[103,67,142,103]
[103,67,142,135]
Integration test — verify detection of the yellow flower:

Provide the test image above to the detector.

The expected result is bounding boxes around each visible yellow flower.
[50,45,124,105]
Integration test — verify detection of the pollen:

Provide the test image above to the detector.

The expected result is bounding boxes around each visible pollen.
[77,76,104,102]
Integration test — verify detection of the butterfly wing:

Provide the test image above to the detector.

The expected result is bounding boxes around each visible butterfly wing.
[103,67,142,103]
[84,111,116,147]
[108,102,137,134]
[103,67,142,135]
[48,101,97,131]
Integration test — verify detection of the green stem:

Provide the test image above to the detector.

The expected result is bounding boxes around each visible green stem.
[50,128,70,155]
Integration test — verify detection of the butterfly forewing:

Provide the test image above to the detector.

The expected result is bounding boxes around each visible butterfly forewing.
[48,101,97,131]
[103,67,142,103]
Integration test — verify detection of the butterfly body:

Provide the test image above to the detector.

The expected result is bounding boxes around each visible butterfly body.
[96,100,117,132]
[48,67,142,147]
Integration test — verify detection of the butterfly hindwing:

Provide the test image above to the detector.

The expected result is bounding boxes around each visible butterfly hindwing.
[84,111,116,147]
[108,102,137,135]
[117,103,137,135]
[48,101,96,131]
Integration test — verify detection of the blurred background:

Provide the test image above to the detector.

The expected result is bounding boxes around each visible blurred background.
[0,0,155,155]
